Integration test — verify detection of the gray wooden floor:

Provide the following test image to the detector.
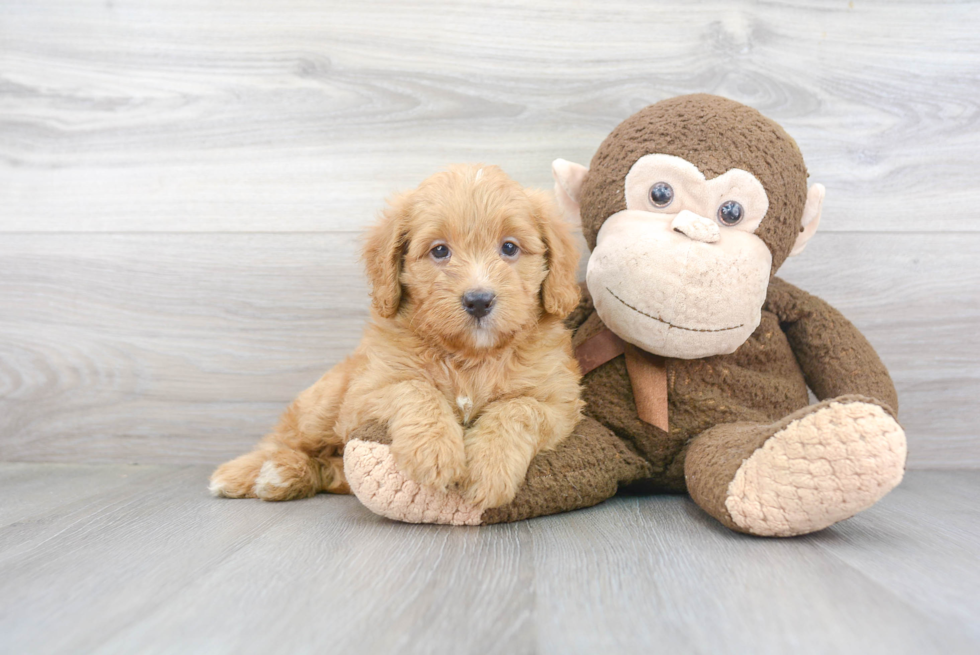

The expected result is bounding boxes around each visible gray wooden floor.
[0,465,977,654]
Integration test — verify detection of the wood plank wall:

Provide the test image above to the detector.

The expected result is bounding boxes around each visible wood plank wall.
[2,0,978,466]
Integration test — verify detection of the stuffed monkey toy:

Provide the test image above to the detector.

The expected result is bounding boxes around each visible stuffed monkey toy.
[342,94,907,536]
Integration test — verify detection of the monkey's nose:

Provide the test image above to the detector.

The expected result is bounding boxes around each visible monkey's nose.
[671,210,720,243]
[462,290,496,319]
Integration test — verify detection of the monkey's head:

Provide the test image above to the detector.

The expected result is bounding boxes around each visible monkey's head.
[554,94,825,359]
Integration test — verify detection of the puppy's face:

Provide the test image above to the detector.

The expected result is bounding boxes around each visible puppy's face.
[364,165,580,353]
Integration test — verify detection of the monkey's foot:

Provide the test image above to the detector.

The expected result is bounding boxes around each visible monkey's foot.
[344,439,484,526]
[687,397,907,537]
[345,417,653,525]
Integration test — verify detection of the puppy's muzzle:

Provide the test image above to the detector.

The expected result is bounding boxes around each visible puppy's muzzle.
[462,290,495,319]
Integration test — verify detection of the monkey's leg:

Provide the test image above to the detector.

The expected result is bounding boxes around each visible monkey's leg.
[684,395,907,537]
[343,417,652,525]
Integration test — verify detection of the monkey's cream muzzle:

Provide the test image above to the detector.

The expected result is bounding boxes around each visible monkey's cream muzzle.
[587,209,772,359]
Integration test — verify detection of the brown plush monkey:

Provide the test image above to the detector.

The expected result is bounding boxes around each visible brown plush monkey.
[343,94,907,536]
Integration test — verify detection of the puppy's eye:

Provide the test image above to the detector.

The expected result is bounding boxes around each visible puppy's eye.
[430,244,451,260]
[500,241,520,258]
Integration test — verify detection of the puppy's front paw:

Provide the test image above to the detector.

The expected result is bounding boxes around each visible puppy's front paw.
[461,443,526,510]
[390,423,466,491]
[344,439,483,525]
[462,470,521,510]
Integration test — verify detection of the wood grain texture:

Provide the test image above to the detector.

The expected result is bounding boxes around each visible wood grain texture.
[804,470,980,645]
[0,462,173,527]
[0,231,976,466]
[0,233,369,463]
[0,0,978,466]
[0,465,976,654]
[1,0,979,233]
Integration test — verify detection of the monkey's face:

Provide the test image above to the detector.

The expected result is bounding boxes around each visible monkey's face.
[554,95,824,360]
[586,154,773,359]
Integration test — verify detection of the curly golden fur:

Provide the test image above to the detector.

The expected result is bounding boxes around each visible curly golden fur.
[210,164,584,509]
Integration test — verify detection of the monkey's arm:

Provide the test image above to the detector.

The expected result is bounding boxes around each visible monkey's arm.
[767,277,899,413]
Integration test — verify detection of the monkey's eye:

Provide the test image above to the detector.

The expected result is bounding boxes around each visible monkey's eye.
[649,182,674,208]
[717,200,744,226]
[430,244,451,260]
[500,241,520,258]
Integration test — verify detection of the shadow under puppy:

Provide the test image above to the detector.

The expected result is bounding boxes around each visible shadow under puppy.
[210,164,584,509]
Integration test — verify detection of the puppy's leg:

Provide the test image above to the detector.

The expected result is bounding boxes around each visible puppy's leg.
[462,396,578,509]
[210,443,344,502]
[210,357,356,501]
[338,380,466,491]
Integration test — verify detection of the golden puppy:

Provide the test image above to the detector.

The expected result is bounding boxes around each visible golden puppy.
[210,164,584,509]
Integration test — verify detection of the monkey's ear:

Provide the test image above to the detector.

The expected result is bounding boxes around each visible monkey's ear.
[363,192,410,318]
[528,189,582,318]
[552,159,589,227]
[790,183,824,257]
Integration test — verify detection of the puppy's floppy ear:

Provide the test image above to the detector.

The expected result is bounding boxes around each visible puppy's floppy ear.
[527,189,581,318]
[363,192,411,318]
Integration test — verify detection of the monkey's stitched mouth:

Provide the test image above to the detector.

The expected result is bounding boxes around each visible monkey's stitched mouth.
[605,287,744,333]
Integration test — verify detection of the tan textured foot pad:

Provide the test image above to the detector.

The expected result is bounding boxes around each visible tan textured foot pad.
[726,401,907,537]
[343,439,484,526]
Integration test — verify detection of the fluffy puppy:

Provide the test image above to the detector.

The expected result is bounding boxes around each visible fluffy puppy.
[210,164,584,509]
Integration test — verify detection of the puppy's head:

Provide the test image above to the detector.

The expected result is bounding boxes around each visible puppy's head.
[363,164,580,353]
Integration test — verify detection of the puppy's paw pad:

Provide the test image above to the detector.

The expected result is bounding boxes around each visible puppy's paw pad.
[344,439,483,525]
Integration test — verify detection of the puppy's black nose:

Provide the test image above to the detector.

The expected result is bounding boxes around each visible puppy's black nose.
[462,290,495,319]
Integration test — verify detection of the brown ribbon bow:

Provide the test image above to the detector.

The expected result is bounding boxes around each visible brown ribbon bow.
[575,329,669,433]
